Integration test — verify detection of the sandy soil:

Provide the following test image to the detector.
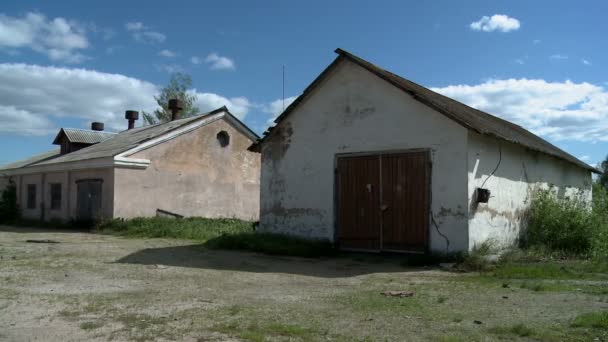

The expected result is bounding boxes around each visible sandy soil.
[0,226,606,341]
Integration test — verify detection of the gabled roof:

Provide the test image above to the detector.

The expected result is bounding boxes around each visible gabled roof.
[52,128,116,145]
[251,49,598,173]
[1,107,259,173]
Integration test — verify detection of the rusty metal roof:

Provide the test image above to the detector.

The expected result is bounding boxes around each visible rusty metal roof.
[52,128,116,145]
[251,48,598,173]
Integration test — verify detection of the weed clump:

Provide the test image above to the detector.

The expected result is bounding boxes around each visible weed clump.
[522,184,608,259]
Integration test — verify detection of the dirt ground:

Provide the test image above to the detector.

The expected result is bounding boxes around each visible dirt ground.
[0,226,606,342]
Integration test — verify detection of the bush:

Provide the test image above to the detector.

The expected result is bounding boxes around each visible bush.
[0,178,20,223]
[521,185,608,258]
[97,217,255,241]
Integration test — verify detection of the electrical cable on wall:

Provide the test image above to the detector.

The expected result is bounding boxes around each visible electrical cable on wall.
[480,145,502,189]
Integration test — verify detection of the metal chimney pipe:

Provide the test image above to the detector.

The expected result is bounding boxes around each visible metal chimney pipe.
[168,98,183,121]
[125,110,139,130]
[91,122,104,131]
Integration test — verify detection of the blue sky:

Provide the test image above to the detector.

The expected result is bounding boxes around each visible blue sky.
[1,0,607,167]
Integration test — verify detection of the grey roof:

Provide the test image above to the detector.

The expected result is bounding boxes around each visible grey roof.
[1,106,259,171]
[52,128,116,145]
[252,48,599,173]
[0,149,60,170]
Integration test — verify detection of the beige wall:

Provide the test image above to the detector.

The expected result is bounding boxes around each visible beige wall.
[258,59,470,253]
[4,167,114,222]
[467,132,592,250]
[113,117,260,220]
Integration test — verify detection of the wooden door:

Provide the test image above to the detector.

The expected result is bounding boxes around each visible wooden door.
[76,180,103,222]
[336,155,381,250]
[381,152,429,252]
[336,151,430,252]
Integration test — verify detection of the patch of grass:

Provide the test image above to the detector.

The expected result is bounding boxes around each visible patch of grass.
[97,217,255,241]
[79,321,104,330]
[458,242,495,272]
[520,281,546,292]
[336,290,424,314]
[116,313,169,331]
[489,323,535,337]
[214,321,317,342]
[571,312,608,329]
[203,232,336,258]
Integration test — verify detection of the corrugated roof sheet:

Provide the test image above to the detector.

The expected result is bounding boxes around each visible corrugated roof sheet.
[252,48,598,173]
[0,149,60,170]
[52,128,116,145]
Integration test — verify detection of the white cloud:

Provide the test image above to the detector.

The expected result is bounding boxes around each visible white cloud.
[158,49,176,57]
[125,22,144,31]
[550,54,568,60]
[154,64,183,73]
[192,91,251,119]
[204,53,235,70]
[263,96,298,123]
[0,63,253,134]
[432,78,608,142]
[582,59,591,66]
[124,21,165,44]
[579,155,591,161]
[470,14,520,32]
[0,12,89,63]
[515,59,525,65]
[0,105,55,136]
[533,39,541,44]
[190,56,201,65]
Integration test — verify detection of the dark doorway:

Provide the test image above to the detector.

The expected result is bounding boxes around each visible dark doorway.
[76,179,103,223]
[336,151,430,253]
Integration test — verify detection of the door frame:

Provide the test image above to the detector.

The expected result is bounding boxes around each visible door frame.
[333,148,432,254]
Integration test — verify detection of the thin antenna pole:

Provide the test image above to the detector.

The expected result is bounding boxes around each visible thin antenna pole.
[282,65,285,112]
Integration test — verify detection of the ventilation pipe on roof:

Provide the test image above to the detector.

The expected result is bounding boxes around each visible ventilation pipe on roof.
[125,110,139,130]
[91,122,104,131]
[168,98,183,121]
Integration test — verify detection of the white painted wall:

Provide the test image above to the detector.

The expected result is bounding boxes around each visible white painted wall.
[258,59,470,253]
[467,132,592,250]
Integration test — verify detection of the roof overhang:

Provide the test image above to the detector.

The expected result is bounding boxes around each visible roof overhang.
[0,156,150,176]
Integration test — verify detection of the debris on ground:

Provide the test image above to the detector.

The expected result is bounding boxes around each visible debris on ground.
[474,320,483,324]
[381,290,415,298]
[26,239,60,244]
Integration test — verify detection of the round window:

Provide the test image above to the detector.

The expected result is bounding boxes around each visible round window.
[217,131,230,147]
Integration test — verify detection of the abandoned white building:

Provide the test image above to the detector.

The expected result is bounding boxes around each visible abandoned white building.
[250,48,598,254]
[0,105,261,222]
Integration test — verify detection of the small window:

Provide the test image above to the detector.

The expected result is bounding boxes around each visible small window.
[50,183,62,210]
[217,131,230,147]
[27,184,36,209]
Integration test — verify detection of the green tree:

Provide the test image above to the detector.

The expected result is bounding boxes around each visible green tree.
[599,155,608,190]
[143,73,199,125]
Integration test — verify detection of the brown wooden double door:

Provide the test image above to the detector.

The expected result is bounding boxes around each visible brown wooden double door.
[336,151,430,252]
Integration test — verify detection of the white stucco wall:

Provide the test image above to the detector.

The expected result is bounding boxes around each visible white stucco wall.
[467,132,592,250]
[258,59,470,253]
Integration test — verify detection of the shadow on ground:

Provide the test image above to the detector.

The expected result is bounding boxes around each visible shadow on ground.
[115,244,434,278]
[0,225,91,234]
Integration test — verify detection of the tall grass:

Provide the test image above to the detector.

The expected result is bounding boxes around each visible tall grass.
[522,183,608,259]
[97,217,255,241]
